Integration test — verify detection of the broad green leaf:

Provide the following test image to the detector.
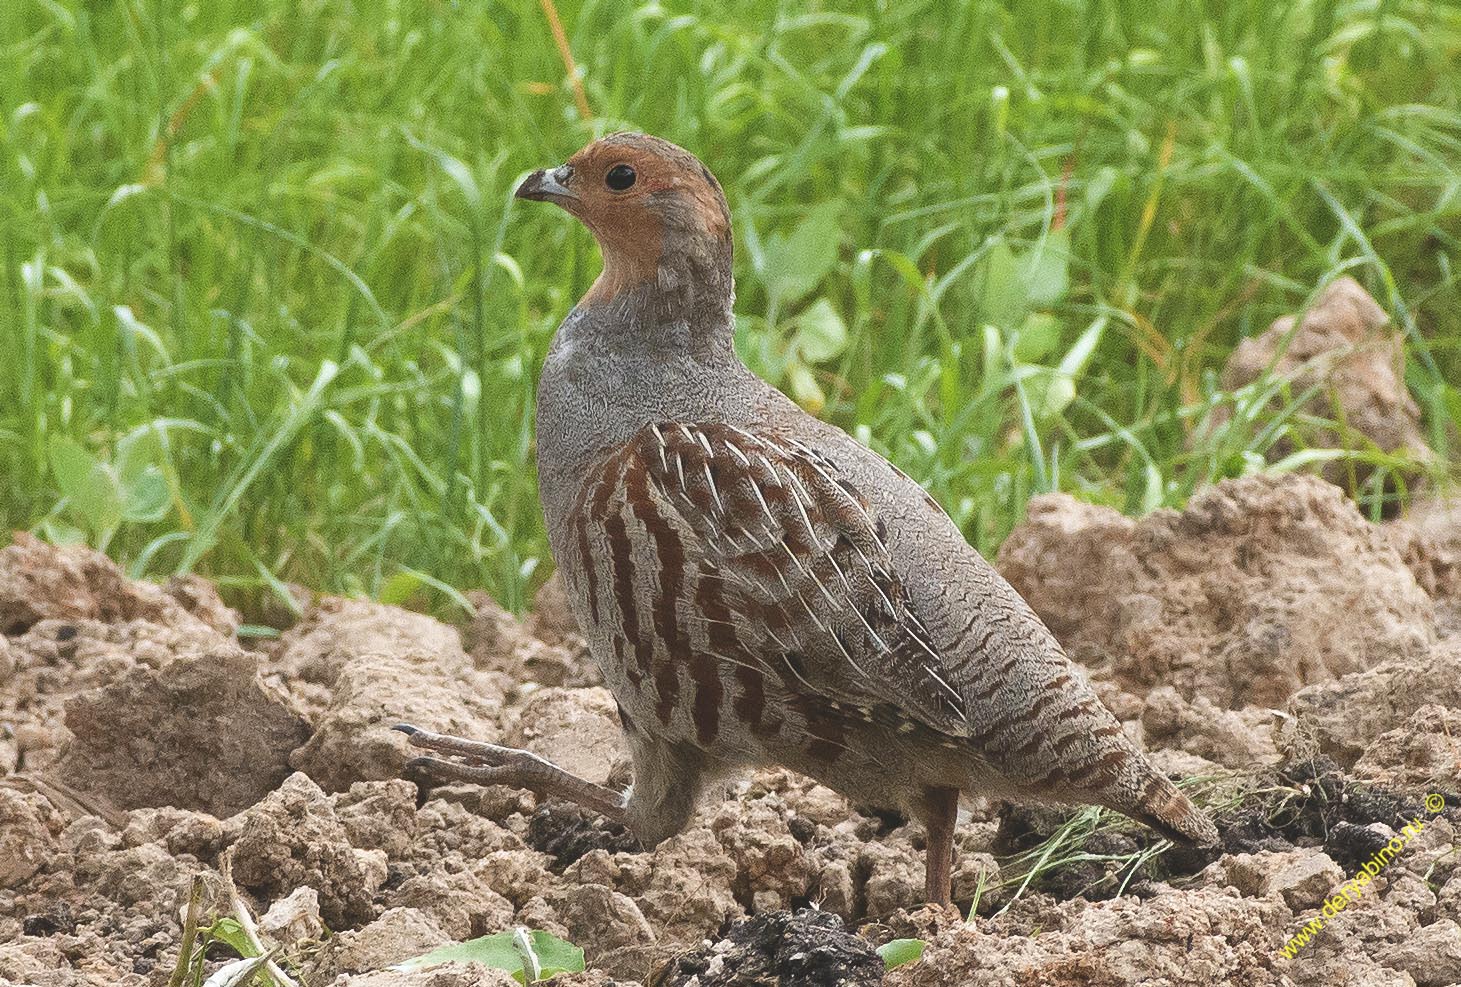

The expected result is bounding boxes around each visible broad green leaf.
[48,435,96,498]
[394,933,519,976]
[1017,227,1071,307]
[761,203,841,305]
[1042,372,1077,418]
[983,230,1070,333]
[116,426,165,486]
[515,930,582,982]
[394,930,585,984]
[792,298,848,364]
[734,315,783,384]
[38,520,88,546]
[1013,312,1062,363]
[76,466,123,534]
[878,938,926,969]
[512,927,541,982]
[204,917,259,958]
[979,240,1023,330]
[121,469,170,522]
[1021,368,1078,420]
[52,437,123,534]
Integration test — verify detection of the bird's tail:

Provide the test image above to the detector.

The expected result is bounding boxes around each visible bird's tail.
[1111,763,1219,846]
[987,642,1220,846]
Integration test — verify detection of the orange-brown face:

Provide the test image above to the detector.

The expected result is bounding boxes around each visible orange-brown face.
[515,133,730,304]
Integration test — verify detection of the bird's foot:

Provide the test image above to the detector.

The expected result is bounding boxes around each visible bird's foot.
[392,723,628,822]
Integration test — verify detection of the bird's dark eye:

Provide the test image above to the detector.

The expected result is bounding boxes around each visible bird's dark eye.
[605,164,636,191]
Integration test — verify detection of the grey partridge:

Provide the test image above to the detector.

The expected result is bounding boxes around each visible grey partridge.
[398,132,1218,905]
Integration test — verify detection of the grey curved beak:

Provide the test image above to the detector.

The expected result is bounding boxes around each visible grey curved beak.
[515,165,576,202]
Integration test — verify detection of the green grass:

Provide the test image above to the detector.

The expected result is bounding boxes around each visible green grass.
[2,0,1458,616]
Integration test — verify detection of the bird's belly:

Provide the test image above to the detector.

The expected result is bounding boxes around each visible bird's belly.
[572,612,987,811]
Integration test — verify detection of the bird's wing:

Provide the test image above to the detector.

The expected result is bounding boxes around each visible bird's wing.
[599,419,971,737]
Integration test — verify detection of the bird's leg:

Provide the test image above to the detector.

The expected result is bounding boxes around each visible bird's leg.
[921,785,960,906]
[393,724,628,823]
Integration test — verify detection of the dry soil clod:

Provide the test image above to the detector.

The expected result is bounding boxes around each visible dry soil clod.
[2,496,1459,987]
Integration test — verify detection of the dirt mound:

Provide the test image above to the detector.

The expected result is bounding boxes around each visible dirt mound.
[0,532,236,638]
[1213,276,1432,490]
[323,963,518,987]
[1,525,1458,985]
[53,645,309,817]
[1,552,242,778]
[1141,686,1281,767]
[268,597,509,791]
[1285,637,1461,767]
[227,772,391,928]
[1388,494,1461,633]
[464,587,602,689]
[1353,705,1461,788]
[0,787,63,889]
[997,473,1433,708]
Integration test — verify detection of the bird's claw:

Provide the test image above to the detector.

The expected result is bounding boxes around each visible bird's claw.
[393,723,629,822]
[402,754,527,791]
[394,723,527,767]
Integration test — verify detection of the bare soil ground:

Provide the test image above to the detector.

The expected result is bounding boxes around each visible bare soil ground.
[2,474,1459,987]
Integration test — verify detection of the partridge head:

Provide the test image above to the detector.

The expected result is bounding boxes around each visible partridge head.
[399,132,1218,906]
[515,133,732,317]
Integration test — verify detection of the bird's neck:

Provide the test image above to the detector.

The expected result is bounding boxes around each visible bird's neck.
[576,233,736,364]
